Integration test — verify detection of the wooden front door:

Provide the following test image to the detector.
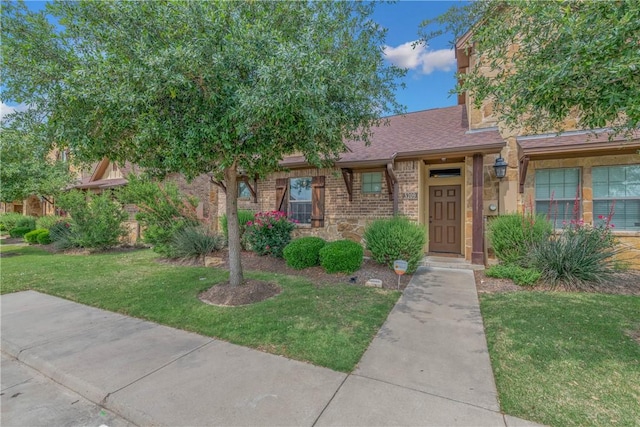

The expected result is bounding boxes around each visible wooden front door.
[429,185,461,253]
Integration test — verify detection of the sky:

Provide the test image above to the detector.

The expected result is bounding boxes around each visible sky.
[373,1,464,113]
[1,1,465,120]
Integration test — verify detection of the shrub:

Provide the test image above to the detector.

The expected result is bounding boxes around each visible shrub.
[319,240,364,273]
[531,220,620,289]
[9,226,32,238]
[36,215,66,230]
[118,175,199,256]
[221,209,255,249]
[486,264,541,286]
[283,237,326,269]
[49,220,77,250]
[57,190,128,250]
[244,211,296,257]
[24,228,48,244]
[15,215,36,232]
[0,212,27,232]
[487,213,552,266]
[364,216,426,273]
[37,230,52,245]
[170,226,225,259]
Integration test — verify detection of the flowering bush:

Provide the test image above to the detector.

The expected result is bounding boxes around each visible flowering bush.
[531,207,621,289]
[244,211,296,257]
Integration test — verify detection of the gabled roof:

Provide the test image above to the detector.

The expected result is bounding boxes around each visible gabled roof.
[71,159,139,190]
[282,105,504,168]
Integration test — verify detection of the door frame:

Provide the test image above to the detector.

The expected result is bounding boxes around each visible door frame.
[424,163,465,256]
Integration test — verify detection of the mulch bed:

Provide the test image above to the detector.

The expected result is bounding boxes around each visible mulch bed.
[474,269,640,296]
[199,279,282,306]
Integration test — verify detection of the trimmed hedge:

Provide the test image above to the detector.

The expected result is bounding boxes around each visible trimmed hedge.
[24,228,48,244]
[37,230,52,245]
[364,216,426,273]
[283,237,326,269]
[9,227,32,238]
[319,240,363,273]
[487,214,552,266]
[0,213,28,232]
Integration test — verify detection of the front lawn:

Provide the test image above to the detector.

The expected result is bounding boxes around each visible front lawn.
[0,246,399,372]
[481,291,640,427]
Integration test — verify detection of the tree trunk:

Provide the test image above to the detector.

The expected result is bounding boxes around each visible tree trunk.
[224,164,244,287]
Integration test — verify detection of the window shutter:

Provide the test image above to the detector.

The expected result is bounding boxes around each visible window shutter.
[311,176,325,228]
[275,178,288,213]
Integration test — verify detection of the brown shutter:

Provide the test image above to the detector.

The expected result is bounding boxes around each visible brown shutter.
[275,178,288,213]
[311,176,325,228]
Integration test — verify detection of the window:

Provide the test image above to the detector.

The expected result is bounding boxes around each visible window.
[238,182,251,199]
[289,177,312,224]
[362,172,382,194]
[593,165,640,230]
[535,168,581,223]
[275,176,325,228]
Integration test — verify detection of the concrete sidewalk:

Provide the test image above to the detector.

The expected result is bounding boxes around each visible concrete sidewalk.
[1,269,542,426]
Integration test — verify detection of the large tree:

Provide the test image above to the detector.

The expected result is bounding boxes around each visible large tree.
[2,0,404,286]
[0,126,72,203]
[420,0,640,136]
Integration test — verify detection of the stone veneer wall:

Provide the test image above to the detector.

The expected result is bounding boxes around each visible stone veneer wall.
[220,160,421,244]
[522,154,640,270]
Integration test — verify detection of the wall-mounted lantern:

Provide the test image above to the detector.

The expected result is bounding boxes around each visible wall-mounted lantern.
[493,155,508,180]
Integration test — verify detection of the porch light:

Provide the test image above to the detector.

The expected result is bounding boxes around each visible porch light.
[493,155,508,180]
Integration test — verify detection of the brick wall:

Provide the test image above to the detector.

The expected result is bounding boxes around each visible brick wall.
[218,161,420,243]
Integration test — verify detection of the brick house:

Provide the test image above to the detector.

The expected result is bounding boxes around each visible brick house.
[35,29,639,269]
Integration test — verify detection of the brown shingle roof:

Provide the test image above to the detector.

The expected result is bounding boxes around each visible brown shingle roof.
[518,129,640,157]
[281,105,504,167]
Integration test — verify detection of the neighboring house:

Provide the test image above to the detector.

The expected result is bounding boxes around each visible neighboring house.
[69,157,216,243]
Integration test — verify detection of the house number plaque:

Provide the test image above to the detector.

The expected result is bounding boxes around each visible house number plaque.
[403,192,418,200]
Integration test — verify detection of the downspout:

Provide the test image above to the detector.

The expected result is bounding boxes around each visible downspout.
[386,153,399,215]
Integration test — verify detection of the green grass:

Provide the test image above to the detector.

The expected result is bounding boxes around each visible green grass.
[481,292,640,427]
[0,246,399,372]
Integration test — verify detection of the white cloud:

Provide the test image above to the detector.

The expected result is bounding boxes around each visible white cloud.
[0,102,29,122]
[383,41,456,75]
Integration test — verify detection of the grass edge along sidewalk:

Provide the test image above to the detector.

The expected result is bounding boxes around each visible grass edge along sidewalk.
[0,246,399,372]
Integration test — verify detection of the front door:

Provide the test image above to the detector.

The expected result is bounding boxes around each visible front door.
[429,185,461,253]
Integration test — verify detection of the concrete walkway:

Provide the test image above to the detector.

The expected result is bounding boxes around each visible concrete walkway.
[1,268,542,427]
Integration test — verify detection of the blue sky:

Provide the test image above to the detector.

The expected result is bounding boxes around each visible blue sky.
[373,1,464,113]
[2,1,464,119]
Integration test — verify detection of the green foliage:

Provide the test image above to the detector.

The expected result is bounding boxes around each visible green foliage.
[531,221,620,289]
[9,226,32,238]
[487,214,552,266]
[170,226,224,260]
[118,175,199,257]
[0,212,28,231]
[0,128,72,203]
[319,240,364,274]
[221,209,254,249]
[15,215,36,231]
[283,237,326,269]
[36,215,66,230]
[244,211,296,258]
[485,264,541,286]
[23,228,48,244]
[364,217,426,274]
[56,190,128,250]
[36,229,51,245]
[421,1,640,136]
[1,0,405,286]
